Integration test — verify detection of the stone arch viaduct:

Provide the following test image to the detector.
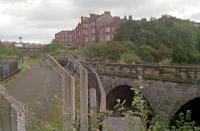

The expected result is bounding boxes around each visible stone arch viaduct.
[88,62,200,123]
[46,55,200,130]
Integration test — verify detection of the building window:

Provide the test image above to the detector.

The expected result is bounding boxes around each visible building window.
[105,27,111,33]
[106,35,111,41]
[92,21,95,26]
[92,36,96,41]
[85,23,88,28]
[85,37,88,42]
[92,28,96,33]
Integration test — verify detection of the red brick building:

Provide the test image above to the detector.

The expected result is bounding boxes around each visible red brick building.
[55,11,132,48]
[55,30,73,47]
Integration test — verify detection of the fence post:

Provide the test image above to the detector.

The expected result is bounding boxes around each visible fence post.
[62,72,75,131]
[80,65,88,131]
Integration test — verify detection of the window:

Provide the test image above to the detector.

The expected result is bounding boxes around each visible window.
[92,21,95,26]
[105,27,111,33]
[92,36,96,41]
[106,35,111,41]
[85,23,88,28]
[92,28,96,33]
[83,30,88,35]
[85,37,88,42]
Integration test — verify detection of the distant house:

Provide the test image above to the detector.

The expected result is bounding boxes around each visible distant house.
[1,41,44,52]
[19,43,44,52]
[55,11,133,48]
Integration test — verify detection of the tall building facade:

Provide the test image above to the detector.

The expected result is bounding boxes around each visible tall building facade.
[55,11,132,48]
[55,31,73,46]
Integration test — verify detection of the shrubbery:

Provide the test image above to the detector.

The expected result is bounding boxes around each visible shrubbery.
[0,44,22,57]
[114,15,200,64]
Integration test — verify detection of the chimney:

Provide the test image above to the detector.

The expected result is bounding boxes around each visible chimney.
[90,13,96,19]
[129,15,133,21]
[104,11,111,15]
[114,17,120,22]
[81,16,84,22]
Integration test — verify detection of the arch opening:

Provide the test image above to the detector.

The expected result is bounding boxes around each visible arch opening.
[171,97,200,127]
[106,85,134,116]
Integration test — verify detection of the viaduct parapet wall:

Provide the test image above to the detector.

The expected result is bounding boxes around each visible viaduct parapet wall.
[89,62,200,83]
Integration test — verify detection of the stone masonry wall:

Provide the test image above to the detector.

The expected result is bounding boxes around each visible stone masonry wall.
[99,74,200,123]
[90,63,200,83]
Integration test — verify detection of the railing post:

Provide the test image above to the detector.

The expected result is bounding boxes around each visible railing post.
[80,65,88,131]
[62,72,75,131]
[45,55,75,131]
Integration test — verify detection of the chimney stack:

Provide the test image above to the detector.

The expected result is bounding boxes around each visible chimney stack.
[90,13,96,19]
[104,11,111,15]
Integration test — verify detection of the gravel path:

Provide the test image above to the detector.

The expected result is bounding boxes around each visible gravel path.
[6,60,62,113]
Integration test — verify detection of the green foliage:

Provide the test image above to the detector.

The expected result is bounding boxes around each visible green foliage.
[0,44,22,57]
[44,39,69,56]
[159,58,172,65]
[137,45,158,62]
[119,52,142,64]
[27,96,64,131]
[115,15,200,64]
[82,41,137,63]
[23,52,41,59]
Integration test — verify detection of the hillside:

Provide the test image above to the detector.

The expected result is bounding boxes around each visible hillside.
[114,15,200,64]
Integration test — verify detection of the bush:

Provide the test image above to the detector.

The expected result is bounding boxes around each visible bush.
[82,41,134,63]
[119,52,142,64]
[44,39,69,56]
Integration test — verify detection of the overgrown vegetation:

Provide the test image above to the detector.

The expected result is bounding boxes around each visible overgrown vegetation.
[72,15,200,64]
[0,43,22,57]
[114,15,200,64]
[80,41,141,64]
[43,39,69,56]
[27,96,64,131]
[114,86,200,131]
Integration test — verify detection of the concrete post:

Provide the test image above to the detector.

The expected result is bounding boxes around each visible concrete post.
[62,72,75,131]
[89,88,98,130]
[89,88,97,112]
[45,55,75,131]
[80,65,88,131]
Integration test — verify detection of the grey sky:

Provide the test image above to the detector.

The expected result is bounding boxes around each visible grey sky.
[0,0,200,44]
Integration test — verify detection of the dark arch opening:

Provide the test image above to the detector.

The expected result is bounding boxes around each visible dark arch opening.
[171,97,200,127]
[106,85,134,116]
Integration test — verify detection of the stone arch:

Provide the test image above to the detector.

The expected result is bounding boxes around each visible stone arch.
[106,83,154,118]
[102,76,139,96]
[106,85,134,116]
[171,97,200,126]
[167,84,200,123]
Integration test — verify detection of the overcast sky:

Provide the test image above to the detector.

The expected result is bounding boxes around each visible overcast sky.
[0,0,200,44]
